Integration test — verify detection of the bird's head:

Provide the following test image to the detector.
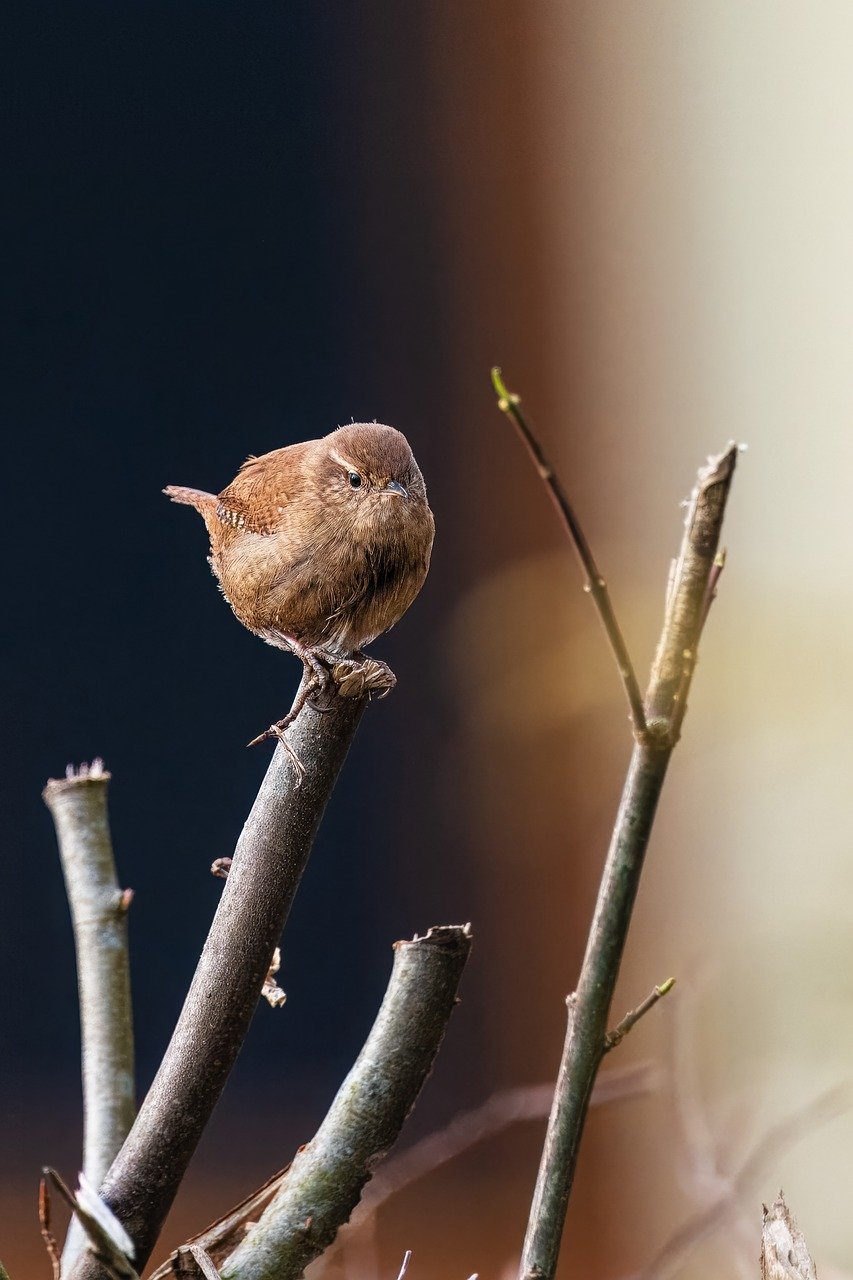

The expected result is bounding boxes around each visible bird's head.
[317,424,430,536]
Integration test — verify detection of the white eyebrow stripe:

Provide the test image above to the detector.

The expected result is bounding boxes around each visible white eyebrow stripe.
[329,449,358,471]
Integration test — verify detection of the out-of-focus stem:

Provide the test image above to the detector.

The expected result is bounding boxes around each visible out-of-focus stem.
[43,761,135,1273]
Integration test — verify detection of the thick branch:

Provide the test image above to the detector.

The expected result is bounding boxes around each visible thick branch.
[151,1065,656,1278]
[43,761,135,1271]
[219,925,472,1280]
[519,445,738,1280]
[69,685,368,1280]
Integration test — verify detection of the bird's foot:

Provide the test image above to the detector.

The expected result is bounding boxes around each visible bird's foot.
[328,654,397,701]
[246,650,395,781]
[246,665,319,782]
[247,713,307,782]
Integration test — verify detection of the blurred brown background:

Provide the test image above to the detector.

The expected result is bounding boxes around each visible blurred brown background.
[4,3,853,1277]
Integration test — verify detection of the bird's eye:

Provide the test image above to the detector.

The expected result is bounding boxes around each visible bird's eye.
[348,472,363,489]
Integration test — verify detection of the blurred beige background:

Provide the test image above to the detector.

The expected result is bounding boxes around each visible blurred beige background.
[409,3,853,1277]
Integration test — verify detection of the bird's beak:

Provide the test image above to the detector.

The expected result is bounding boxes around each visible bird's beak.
[384,480,409,498]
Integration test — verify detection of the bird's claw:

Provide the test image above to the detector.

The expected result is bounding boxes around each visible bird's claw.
[330,656,397,700]
[248,653,395,784]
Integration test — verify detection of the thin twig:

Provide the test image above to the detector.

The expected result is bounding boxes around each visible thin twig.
[667,980,722,1198]
[154,1064,656,1280]
[518,443,738,1280]
[491,367,647,738]
[662,980,761,1276]
[645,453,737,732]
[603,979,675,1052]
[39,1176,62,1280]
[44,1168,139,1280]
[69,680,370,1280]
[329,1061,659,1278]
[189,1246,224,1280]
[219,925,473,1280]
[357,1062,657,1221]
[635,1084,848,1280]
[149,1171,292,1280]
[43,760,136,1272]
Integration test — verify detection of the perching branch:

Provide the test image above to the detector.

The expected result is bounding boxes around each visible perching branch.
[491,367,648,738]
[518,439,738,1280]
[219,924,472,1280]
[42,761,135,1272]
[68,681,369,1280]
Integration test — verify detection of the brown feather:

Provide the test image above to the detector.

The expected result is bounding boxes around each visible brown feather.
[165,424,434,656]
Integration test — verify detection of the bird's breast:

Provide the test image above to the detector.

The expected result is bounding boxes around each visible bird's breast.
[211,505,431,653]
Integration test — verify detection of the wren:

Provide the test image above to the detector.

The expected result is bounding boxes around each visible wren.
[165,423,434,757]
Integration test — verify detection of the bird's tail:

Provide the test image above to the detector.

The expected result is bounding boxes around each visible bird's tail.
[163,485,219,535]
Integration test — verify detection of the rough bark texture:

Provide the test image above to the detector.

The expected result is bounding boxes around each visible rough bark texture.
[760,1194,818,1280]
[221,925,472,1280]
[69,688,367,1280]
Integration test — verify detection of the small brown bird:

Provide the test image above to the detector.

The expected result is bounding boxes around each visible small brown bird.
[165,423,435,752]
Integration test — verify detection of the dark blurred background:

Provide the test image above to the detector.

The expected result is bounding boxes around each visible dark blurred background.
[5,4,853,1277]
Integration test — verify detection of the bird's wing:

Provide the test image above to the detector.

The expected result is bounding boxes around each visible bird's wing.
[216,443,312,535]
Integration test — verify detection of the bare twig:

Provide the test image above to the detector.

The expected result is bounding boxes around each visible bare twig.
[69,682,369,1280]
[44,1168,139,1280]
[518,443,738,1280]
[667,980,724,1202]
[645,453,737,735]
[43,760,136,1272]
[154,1064,656,1280]
[491,367,647,738]
[149,1170,291,1280]
[189,1246,224,1280]
[356,1061,657,1223]
[329,1060,658,1279]
[603,979,675,1052]
[219,925,473,1280]
[635,1086,848,1280]
[39,1176,62,1280]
